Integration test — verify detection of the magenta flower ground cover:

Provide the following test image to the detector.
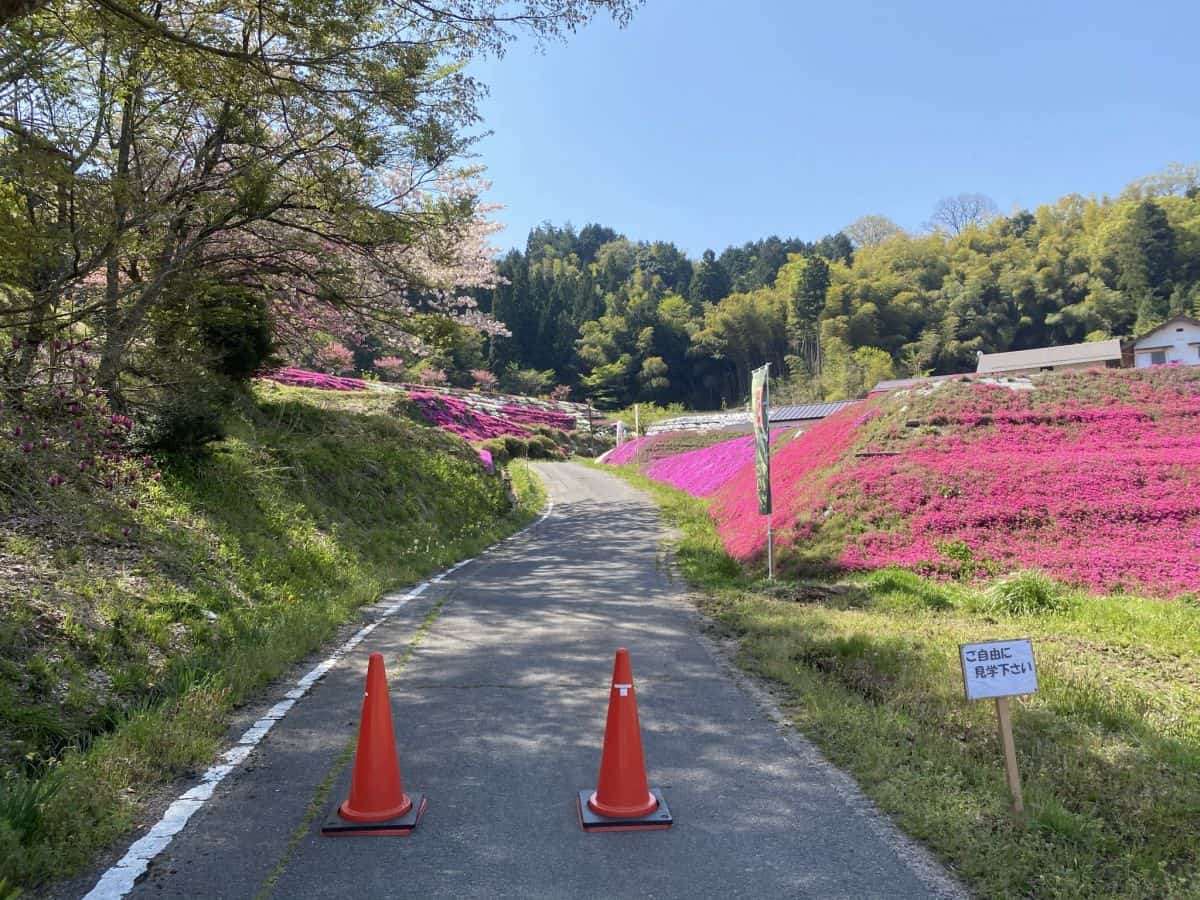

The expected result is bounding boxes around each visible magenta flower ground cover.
[603,433,657,465]
[832,398,1200,596]
[708,368,1200,596]
[265,367,369,391]
[710,404,870,560]
[500,404,575,431]
[602,429,743,466]
[643,429,788,497]
[408,391,529,442]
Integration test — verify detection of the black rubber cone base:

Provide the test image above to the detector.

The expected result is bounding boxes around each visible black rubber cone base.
[321,793,426,837]
[577,789,673,832]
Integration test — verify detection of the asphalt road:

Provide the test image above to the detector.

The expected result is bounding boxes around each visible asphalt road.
[118,461,960,899]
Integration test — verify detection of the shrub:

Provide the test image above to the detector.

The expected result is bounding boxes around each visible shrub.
[415,366,448,386]
[501,435,528,458]
[196,284,276,382]
[529,424,571,446]
[313,341,355,374]
[500,365,554,396]
[471,369,499,391]
[477,437,511,465]
[524,435,560,459]
[375,356,406,382]
[981,570,1070,616]
[0,370,157,521]
[133,390,227,455]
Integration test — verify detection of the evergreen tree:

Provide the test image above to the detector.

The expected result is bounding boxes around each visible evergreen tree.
[478,166,1200,409]
[689,249,731,305]
[1118,201,1177,332]
[576,224,619,264]
[793,255,830,325]
[814,232,854,265]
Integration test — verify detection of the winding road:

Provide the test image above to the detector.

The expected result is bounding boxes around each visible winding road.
[88,462,963,899]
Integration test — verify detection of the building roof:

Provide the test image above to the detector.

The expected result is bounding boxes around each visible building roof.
[646,400,858,434]
[975,339,1123,374]
[1133,315,1200,348]
[869,373,970,394]
[769,401,858,422]
[644,411,750,434]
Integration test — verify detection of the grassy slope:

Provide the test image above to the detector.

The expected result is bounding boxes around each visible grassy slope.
[604,464,1200,900]
[0,383,543,891]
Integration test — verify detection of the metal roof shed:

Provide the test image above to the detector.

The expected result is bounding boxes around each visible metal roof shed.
[769,401,858,424]
[975,339,1123,375]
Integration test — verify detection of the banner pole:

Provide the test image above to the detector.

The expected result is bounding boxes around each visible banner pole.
[766,365,773,581]
[767,520,774,581]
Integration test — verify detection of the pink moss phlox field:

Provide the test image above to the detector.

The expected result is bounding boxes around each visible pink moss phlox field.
[709,404,871,560]
[834,395,1200,595]
[709,369,1200,596]
[602,429,739,466]
[643,429,788,497]
[409,392,529,442]
[266,367,368,391]
[603,433,657,465]
[499,404,575,431]
[477,447,494,473]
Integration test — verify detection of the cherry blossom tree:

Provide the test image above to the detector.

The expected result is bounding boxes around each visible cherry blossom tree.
[0,0,637,404]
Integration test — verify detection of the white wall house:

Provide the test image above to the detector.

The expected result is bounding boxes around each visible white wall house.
[1133,316,1200,368]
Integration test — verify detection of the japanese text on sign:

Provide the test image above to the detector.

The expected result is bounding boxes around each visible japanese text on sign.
[959,638,1038,700]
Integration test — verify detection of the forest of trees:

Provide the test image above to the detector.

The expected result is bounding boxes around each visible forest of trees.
[0,0,637,445]
[6,3,1194,427]
[477,166,1200,409]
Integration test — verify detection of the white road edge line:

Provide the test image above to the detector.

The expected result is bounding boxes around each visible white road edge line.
[82,498,555,900]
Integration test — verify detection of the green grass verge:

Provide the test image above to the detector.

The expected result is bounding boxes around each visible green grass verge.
[602,463,1200,900]
[0,385,544,891]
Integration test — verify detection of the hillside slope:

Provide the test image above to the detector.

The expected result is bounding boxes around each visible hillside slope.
[0,383,541,890]
[631,368,1200,597]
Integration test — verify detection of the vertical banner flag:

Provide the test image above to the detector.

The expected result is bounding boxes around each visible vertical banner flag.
[751,363,771,515]
[615,420,627,446]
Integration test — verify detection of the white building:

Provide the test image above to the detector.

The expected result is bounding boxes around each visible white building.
[1132,316,1200,368]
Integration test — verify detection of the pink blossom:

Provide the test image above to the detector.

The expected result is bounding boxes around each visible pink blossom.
[314,342,355,375]
[375,356,407,381]
[416,367,448,386]
[471,369,499,390]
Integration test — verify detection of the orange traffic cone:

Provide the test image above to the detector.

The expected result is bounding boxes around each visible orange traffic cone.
[577,648,673,832]
[322,652,426,836]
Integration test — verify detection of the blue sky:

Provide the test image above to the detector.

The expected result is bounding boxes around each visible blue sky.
[469,0,1200,257]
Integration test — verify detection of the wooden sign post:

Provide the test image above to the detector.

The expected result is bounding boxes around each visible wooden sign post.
[959,638,1038,819]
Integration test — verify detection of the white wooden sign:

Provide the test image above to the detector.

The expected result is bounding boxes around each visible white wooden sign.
[959,638,1038,701]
